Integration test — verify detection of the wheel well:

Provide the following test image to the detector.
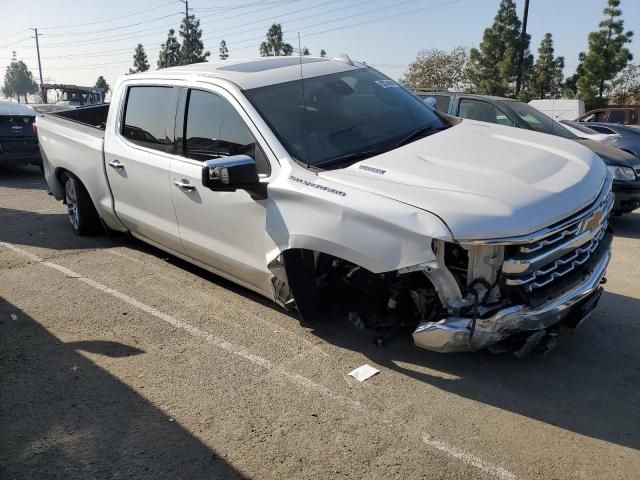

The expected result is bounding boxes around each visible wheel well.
[281,248,443,328]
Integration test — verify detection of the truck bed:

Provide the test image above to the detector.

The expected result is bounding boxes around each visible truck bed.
[44,104,110,137]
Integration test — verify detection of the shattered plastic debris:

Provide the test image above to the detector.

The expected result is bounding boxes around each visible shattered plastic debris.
[10,313,18,321]
[348,364,380,382]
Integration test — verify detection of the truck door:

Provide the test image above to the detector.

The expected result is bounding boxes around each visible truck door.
[103,85,184,254]
[169,87,273,294]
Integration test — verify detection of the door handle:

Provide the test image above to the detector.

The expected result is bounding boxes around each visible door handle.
[108,159,124,169]
[173,179,196,191]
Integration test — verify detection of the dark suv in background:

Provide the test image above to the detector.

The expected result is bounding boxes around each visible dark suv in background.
[417,91,640,214]
[0,101,41,169]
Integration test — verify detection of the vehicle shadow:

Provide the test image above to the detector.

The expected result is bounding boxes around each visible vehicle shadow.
[305,289,640,452]
[0,298,247,480]
[0,165,46,190]
[0,208,127,252]
[610,211,640,240]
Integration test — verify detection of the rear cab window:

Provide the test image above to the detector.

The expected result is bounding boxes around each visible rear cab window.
[181,89,270,175]
[122,86,178,153]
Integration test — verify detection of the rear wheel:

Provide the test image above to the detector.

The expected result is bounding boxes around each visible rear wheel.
[62,173,100,235]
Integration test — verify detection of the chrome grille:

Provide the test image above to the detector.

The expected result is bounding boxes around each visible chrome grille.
[502,191,614,293]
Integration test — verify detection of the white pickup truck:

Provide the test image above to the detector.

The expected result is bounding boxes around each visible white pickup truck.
[38,56,614,355]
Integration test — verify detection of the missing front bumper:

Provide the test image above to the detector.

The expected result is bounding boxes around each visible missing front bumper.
[412,238,612,353]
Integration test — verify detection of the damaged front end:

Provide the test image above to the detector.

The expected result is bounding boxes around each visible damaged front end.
[272,185,614,356]
[413,186,614,354]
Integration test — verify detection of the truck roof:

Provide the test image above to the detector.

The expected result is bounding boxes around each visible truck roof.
[128,56,366,90]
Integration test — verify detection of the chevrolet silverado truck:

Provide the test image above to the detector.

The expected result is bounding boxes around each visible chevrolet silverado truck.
[37,57,614,355]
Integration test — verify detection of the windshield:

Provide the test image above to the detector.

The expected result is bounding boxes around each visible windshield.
[503,101,577,139]
[244,68,448,168]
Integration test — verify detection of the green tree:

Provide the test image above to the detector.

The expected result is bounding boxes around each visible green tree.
[401,47,468,91]
[219,40,229,60]
[577,0,633,103]
[532,33,564,98]
[94,76,109,97]
[129,44,150,73]
[179,13,210,65]
[259,24,293,56]
[563,52,586,97]
[320,49,327,58]
[466,0,532,97]
[157,29,181,69]
[302,47,310,56]
[1,60,38,103]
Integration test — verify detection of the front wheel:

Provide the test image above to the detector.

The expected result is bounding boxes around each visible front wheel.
[62,173,100,235]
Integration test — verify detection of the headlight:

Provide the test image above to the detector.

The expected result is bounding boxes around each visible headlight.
[607,165,637,181]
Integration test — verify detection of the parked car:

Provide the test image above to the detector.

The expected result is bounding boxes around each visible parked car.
[417,91,640,214]
[572,122,640,158]
[575,107,639,126]
[0,101,41,169]
[38,57,613,355]
[528,98,584,121]
[557,119,620,146]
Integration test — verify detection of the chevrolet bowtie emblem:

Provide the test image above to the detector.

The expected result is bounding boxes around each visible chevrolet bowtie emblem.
[582,211,602,232]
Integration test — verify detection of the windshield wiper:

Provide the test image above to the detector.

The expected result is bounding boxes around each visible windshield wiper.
[315,149,387,169]
[394,124,449,148]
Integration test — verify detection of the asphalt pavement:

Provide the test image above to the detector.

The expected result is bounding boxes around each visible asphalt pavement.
[1,165,639,479]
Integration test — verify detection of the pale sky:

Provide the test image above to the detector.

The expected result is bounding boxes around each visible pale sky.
[1,0,639,97]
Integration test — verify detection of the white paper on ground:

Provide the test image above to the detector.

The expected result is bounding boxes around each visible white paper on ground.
[348,364,380,382]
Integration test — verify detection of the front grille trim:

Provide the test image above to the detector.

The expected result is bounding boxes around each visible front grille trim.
[502,191,613,293]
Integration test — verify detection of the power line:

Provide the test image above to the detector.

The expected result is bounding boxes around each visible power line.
[230,0,462,53]
[200,0,345,40]
[220,0,427,49]
[41,12,182,37]
[0,29,29,41]
[38,1,177,29]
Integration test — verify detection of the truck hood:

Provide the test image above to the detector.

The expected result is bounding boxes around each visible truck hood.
[319,120,607,240]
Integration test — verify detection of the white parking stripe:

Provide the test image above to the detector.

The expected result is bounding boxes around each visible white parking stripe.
[423,435,518,480]
[0,240,519,479]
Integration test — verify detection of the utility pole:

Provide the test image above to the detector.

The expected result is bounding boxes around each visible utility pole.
[179,0,189,63]
[515,0,530,98]
[30,28,46,103]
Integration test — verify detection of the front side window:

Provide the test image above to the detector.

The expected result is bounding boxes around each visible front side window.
[503,100,576,139]
[458,98,513,126]
[122,86,176,152]
[244,68,448,169]
[183,89,269,174]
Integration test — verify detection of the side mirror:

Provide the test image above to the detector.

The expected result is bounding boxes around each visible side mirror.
[201,155,266,198]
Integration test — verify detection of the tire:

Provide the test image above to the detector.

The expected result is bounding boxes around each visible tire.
[62,173,100,235]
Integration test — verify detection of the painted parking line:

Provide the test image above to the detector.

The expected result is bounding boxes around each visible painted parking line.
[0,240,519,479]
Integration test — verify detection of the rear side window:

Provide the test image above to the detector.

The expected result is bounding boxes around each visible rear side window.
[184,89,269,174]
[458,99,513,126]
[608,110,626,124]
[122,86,177,152]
